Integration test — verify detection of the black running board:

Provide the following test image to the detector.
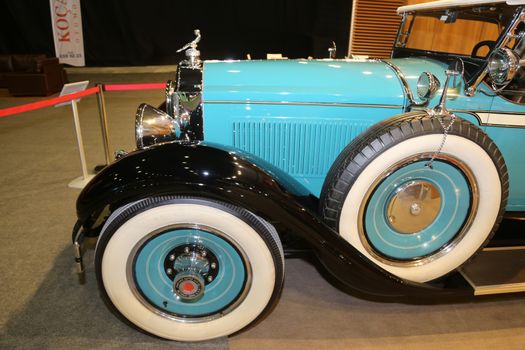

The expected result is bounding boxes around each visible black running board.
[460,246,525,296]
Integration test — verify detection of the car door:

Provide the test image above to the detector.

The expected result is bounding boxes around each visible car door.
[484,76,525,212]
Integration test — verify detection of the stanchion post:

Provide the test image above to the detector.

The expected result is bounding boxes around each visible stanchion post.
[96,83,112,167]
[71,100,88,179]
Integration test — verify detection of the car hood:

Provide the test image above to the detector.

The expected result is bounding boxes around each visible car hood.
[202,59,406,107]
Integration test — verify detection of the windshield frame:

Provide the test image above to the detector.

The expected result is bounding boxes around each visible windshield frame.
[392,5,525,95]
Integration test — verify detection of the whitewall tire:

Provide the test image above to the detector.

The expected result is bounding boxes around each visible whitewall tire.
[95,197,284,341]
[320,114,508,283]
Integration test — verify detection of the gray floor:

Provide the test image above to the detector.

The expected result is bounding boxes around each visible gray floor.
[1,71,525,349]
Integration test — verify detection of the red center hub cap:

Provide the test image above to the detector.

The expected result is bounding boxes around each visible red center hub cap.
[173,272,205,302]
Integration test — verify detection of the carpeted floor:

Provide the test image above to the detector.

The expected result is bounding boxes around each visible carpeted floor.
[0,72,225,349]
[1,71,525,350]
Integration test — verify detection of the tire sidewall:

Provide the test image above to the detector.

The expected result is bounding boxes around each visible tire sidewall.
[339,133,502,282]
[96,201,277,341]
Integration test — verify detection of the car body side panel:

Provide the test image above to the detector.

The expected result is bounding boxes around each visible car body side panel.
[75,141,463,297]
[485,95,525,211]
[202,103,401,196]
[202,59,406,196]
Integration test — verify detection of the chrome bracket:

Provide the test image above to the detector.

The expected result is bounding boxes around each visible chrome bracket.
[73,226,97,284]
[425,68,460,169]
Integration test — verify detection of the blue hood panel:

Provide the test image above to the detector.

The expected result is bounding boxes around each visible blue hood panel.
[203,59,405,107]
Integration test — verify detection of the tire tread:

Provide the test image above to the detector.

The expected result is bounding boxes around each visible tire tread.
[319,113,509,278]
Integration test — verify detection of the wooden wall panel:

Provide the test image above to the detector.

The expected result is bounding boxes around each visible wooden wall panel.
[348,0,406,58]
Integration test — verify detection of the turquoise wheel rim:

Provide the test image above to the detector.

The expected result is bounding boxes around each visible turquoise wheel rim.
[363,159,472,261]
[132,227,248,318]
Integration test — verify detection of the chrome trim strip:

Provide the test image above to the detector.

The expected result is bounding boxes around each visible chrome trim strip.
[475,112,492,125]
[473,283,525,296]
[448,110,484,125]
[379,59,427,109]
[449,110,525,128]
[482,114,525,127]
[451,109,525,116]
[415,108,525,116]
[204,100,403,109]
[482,246,525,251]
[414,109,525,128]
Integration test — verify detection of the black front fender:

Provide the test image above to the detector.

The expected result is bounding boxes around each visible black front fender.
[76,142,316,234]
[76,142,469,298]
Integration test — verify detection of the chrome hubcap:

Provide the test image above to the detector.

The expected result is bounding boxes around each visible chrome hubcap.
[131,225,250,320]
[386,180,441,234]
[358,155,478,265]
[164,244,219,302]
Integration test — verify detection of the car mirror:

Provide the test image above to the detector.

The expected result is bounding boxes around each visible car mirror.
[447,58,465,89]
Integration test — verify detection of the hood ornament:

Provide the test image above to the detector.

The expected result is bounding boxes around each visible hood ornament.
[177,29,202,68]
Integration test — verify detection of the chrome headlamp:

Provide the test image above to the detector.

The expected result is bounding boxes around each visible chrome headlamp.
[135,82,203,149]
[487,48,521,86]
[135,103,182,149]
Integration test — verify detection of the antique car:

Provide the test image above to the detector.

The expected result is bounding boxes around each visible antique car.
[72,0,525,342]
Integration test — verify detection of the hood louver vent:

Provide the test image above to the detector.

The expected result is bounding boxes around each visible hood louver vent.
[232,119,372,176]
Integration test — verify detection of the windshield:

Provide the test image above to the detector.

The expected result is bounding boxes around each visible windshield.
[396,5,515,58]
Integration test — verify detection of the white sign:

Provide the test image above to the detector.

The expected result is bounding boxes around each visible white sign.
[49,0,85,67]
[55,80,89,107]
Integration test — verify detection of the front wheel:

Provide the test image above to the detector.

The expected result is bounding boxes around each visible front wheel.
[95,197,284,341]
[320,114,508,283]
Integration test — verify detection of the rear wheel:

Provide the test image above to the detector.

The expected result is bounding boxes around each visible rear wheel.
[320,115,508,282]
[95,197,284,341]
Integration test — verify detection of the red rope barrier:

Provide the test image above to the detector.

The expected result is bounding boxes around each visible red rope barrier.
[104,83,165,91]
[0,82,166,118]
[0,86,100,118]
